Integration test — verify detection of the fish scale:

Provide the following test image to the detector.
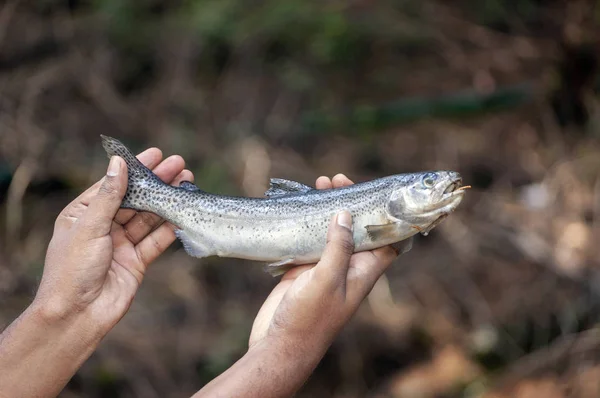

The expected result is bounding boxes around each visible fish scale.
[101,135,466,276]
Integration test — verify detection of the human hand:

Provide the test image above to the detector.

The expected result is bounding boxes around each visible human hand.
[195,175,405,398]
[0,147,194,398]
[34,148,194,332]
[249,174,400,352]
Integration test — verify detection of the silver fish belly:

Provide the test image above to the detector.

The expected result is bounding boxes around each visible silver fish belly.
[101,135,467,275]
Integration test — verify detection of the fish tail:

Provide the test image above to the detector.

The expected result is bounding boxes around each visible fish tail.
[101,134,164,210]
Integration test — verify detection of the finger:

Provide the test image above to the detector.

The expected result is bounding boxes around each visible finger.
[133,221,177,268]
[313,211,355,290]
[368,246,399,274]
[348,246,398,298]
[332,174,354,188]
[174,169,194,186]
[79,156,127,239]
[390,237,413,257]
[55,148,162,229]
[114,155,186,226]
[80,148,162,207]
[316,176,332,190]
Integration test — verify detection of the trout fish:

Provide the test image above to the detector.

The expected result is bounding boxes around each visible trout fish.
[101,135,468,275]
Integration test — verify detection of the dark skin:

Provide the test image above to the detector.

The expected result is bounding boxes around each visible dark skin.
[0,148,399,398]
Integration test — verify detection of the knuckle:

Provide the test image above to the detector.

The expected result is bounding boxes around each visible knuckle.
[150,235,163,252]
[337,236,355,256]
[135,245,150,266]
[138,211,158,227]
[98,177,119,197]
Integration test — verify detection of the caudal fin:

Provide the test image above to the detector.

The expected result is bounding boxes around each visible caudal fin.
[101,135,163,209]
[101,135,152,176]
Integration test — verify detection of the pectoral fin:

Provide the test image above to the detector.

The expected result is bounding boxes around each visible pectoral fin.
[264,257,296,277]
[175,229,209,258]
[365,223,399,241]
[391,236,413,256]
[265,178,314,198]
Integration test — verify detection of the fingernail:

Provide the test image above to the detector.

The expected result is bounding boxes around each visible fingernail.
[107,156,119,177]
[337,211,353,231]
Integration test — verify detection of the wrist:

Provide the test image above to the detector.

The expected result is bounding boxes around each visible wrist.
[29,297,107,346]
[251,331,330,371]
[0,300,106,397]
[196,333,330,398]
[258,319,340,359]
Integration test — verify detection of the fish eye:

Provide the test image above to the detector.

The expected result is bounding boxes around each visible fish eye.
[421,173,437,188]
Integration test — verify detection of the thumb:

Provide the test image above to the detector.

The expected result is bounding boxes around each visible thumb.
[314,211,355,288]
[80,156,127,239]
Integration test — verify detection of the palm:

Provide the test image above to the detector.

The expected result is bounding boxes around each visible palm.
[249,174,397,346]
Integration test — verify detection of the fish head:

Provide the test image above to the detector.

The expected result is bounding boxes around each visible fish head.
[387,171,466,233]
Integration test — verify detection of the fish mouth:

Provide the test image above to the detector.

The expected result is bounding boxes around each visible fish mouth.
[443,178,470,196]
[418,179,469,235]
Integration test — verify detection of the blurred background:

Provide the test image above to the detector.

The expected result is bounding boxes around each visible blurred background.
[1,0,600,397]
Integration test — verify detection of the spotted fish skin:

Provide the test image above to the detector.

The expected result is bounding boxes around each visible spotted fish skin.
[101,135,466,275]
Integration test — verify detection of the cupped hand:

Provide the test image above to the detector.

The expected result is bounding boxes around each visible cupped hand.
[249,174,400,351]
[34,148,194,332]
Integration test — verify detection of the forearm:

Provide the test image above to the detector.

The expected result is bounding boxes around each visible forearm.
[0,301,104,398]
[194,336,328,398]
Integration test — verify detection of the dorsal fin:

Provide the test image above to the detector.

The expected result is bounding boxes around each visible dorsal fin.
[264,178,314,198]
